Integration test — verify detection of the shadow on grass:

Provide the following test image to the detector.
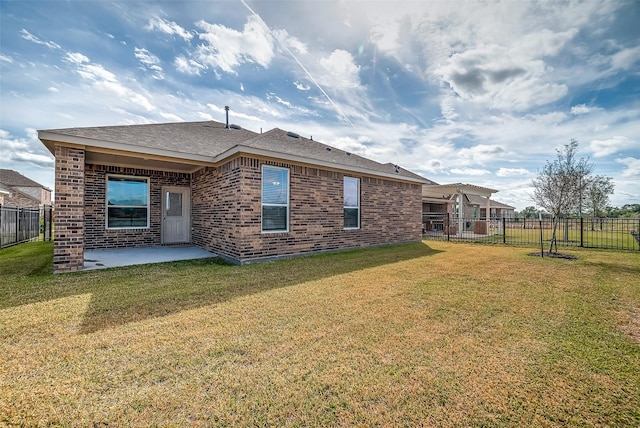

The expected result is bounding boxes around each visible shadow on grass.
[0,241,442,333]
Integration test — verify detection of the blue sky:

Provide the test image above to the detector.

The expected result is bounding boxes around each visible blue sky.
[1,0,639,210]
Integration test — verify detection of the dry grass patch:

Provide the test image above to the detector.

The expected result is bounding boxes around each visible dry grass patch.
[1,241,639,426]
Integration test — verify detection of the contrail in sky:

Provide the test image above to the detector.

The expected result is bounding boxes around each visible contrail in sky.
[239,0,357,130]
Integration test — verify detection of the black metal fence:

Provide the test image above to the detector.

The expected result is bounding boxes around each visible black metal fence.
[423,213,640,251]
[0,205,53,249]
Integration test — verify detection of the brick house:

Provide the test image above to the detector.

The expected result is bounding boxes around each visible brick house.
[0,169,52,208]
[39,120,429,273]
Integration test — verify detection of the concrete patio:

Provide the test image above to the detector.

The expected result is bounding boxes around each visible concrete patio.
[83,246,216,270]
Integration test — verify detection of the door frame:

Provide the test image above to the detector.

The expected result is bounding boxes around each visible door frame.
[161,186,191,244]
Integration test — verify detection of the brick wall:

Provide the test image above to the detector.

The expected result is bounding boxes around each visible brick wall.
[84,164,190,250]
[191,159,245,259]
[194,155,422,263]
[54,146,85,272]
[0,189,40,208]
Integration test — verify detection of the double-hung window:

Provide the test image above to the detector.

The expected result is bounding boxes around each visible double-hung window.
[262,165,289,232]
[106,175,150,229]
[344,177,360,229]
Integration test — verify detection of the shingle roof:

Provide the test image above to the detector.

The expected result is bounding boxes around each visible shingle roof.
[0,169,48,189]
[241,128,427,181]
[40,121,430,183]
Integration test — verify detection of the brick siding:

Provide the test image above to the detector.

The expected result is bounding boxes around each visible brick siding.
[0,190,40,208]
[53,146,85,272]
[66,154,421,270]
[84,164,190,250]
[192,155,422,263]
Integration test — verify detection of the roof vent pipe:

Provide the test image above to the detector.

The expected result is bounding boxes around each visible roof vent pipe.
[224,106,230,129]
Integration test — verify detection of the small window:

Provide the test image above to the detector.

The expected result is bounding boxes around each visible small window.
[106,175,149,229]
[262,165,289,232]
[344,177,360,229]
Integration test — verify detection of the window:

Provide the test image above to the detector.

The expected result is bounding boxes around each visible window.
[344,177,360,229]
[262,165,289,232]
[106,175,149,229]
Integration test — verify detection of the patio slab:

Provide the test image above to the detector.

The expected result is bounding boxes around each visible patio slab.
[84,246,216,270]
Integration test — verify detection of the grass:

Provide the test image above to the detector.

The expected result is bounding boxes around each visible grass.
[1,241,639,426]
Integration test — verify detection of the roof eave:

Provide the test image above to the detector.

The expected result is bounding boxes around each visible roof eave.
[38,130,216,164]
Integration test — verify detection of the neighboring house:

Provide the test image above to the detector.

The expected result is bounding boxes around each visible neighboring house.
[0,169,52,208]
[39,120,429,273]
[465,194,515,219]
[422,183,514,235]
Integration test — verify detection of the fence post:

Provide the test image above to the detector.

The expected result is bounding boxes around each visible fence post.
[502,217,506,244]
[580,217,584,247]
[539,219,544,257]
[447,213,450,241]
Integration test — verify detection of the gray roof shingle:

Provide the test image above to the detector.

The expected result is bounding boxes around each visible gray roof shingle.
[0,169,49,189]
[40,121,258,157]
[40,121,429,183]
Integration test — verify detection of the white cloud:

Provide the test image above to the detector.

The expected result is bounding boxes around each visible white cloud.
[65,53,155,111]
[195,16,274,74]
[450,167,491,176]
[318,49,361,89]
[174,56,206,75]
[272,28,307,55]
[458,144,507,166]
[48,87,59,92]
[496,168,531,177]
[435,43,569,111]
[570,104,592,115]
[20,29,60,50]
[146,17,193,41]
[65,52,89,64]
[589,136,637,157]
[294,81,311,91]
[615,157,640,178]
[0,54,13,63]
[134,47,164,80]
[611,46,640,71]
[0,129,54,168]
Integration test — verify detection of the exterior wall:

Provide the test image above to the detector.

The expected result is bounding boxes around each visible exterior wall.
[12,186,51,205]
[40,187,52,205]
[191,159,245,260]
[54,146,85,273]
[84,164,190,250]
[193,155,423,263]
[422,202,448,213]
[0,189,40,208]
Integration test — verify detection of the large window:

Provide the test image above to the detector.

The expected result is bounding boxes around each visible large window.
[106,175,149,229]
[344,177,360,229]
[262,165,289,232]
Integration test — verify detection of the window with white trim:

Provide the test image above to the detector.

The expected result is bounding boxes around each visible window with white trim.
[106,175,150,229]
[262,165,289,232]
[344,177,360,229]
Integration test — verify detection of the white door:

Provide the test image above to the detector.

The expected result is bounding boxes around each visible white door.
[162,187,190,244]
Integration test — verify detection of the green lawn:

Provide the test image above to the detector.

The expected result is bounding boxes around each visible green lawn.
[1,241,639,426]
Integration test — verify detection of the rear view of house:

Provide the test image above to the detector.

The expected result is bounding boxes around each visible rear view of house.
[39,120,428,273]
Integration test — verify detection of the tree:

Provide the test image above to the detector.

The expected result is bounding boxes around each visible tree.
[518,206,540,219]
[584,175,614,218]
[532,139,593,254]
